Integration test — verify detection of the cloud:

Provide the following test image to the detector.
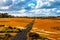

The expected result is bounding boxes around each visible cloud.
[0,0,60,16]
[41,0,60,9]
[0,0,37,11]
[0,6,9,9]
[0,0,12,6]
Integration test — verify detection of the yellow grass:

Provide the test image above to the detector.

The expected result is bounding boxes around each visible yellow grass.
[0,18,60,40]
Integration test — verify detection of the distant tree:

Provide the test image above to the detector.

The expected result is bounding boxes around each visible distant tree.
[2,13,8,18]
[0,13,3,18]
[0,13,15,18]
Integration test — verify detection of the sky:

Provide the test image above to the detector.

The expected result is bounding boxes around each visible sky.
[0,0,60,17]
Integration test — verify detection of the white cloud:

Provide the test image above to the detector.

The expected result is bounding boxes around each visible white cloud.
[10,13,28,16]
[12,0,20,4]
[0,6,9,9]
[44,2,51,6]
[28,3,35,8]
[57,10,60,13]
[12,0,25,4]
[18,9,26,13]
[36,0,55,8]
[20,0,25,1]
[29,9,51,15]
[28,8,57,16]
[36,0,43,8]
[51,8,56,11]
[3,0,7,2]
[49,0,55,1]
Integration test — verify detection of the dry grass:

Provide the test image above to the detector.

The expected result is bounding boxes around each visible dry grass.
[0,18,60,40]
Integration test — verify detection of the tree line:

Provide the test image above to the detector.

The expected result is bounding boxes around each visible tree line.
[0,13,15,18]
[0,13,60,18]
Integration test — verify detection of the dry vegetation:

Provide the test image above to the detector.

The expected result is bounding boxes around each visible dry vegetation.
[0,18,60,40]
